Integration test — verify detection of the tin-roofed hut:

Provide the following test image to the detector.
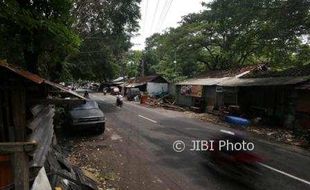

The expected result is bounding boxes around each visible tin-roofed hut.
[0,60,97,189]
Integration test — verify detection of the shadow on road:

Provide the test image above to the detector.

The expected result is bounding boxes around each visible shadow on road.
[139,133,257,190]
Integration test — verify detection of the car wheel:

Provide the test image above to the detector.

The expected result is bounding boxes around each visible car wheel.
[97,124,105,134]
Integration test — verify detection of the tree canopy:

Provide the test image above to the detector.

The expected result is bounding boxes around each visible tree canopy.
[0,0,80,78]
[0,0,141,82]
[144,0,310,81]
[68,0,141,82]
[1,0,309,82]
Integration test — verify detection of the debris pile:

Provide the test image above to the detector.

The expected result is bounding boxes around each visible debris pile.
[59,136,120,190]
[144,95,186,112]
[183,111,310,148]
[185,112,220,123]
[248,126,310,148]
[45,145,98,190]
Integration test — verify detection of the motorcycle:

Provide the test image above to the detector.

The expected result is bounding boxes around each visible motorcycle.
[116,95,123,107]
[205,131,264,184]
[83,91,90,99]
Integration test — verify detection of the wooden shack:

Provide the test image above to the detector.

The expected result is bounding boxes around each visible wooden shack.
[125,75,169,96]
[174,66,261,112]
[219,64,310,128]
[295,81,310,129]
[0,60,88,189]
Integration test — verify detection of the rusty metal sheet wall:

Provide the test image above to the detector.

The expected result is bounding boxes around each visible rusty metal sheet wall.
[28,105,55,167]
[0,60,44,84]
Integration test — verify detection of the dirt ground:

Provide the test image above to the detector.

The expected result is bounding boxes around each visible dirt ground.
[59,125,138,190]
[58,125,171,190]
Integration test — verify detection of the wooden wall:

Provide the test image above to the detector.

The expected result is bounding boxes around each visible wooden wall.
[0,69,48,189]
[296,90,310,129]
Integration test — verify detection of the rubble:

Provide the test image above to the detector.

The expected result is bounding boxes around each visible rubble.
[178,109,309,148]
[143,95,186,112]
[248,126,309,148]
[185,112,223,124]
[58,136,120,190]
[45,145,98,190]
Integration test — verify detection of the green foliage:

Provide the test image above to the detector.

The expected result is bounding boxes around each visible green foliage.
[124,50,142,78]
[0,0,141,82]
[0,0,80,77]
[68,0,141,82]
[144,0,310,81]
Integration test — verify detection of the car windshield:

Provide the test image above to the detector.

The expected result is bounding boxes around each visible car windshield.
[73,100,99,110]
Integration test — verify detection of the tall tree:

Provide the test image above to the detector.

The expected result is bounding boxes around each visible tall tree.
[0,0,80,76]
[144,0,310,81]
[69,0,141,82]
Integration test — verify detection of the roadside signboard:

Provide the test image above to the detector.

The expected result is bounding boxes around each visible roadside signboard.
[180,85,203,97]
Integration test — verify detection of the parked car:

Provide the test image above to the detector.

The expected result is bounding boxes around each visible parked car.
[67,100,105,134]
[126,88,140,101]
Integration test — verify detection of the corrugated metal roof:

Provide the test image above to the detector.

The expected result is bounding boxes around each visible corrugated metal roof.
[125,83,145,88]
[198,65,263,78]
[28,105,55,167]
[131,75,168,84]
[134,75,159,83]
[219,76,310,87]
[125,75,168,87]
[0,60,85,99]
[177,77,231,86]
[113,76,126,82]
[0,60,44,84]
[242,64,310,78]
[44,80,86,100]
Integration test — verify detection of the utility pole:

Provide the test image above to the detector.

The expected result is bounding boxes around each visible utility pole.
[121,54,125,96]
[122,61,125,96]
[141,59,145,77]
[174,50,177,72]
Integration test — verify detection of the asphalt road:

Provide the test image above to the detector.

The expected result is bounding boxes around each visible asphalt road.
[91,93,310,190]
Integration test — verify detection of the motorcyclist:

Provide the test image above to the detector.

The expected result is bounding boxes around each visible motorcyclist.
[116,93,123,107]
[84,91,90,98]
[207,129,264,183]
[210,130,248,161]
[103,87,107,95]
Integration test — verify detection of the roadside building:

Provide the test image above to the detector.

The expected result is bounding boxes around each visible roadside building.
[0,60,96,190]
[99,76,127,92]
[175,66,261,112]
[295,81,310,129]
[125,75,169,97]
[219,64,310,128]
[176,78,230,112]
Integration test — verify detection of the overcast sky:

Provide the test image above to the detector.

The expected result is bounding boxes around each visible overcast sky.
[131,0,209,50]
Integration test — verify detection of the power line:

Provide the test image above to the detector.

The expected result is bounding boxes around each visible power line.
[142,0,149,34]
[157,0,174,31]
[149,0,160,34]
[155,0,171,28]
[155,0,173,32]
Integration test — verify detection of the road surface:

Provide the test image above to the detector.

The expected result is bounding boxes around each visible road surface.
[83,93,310,190]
